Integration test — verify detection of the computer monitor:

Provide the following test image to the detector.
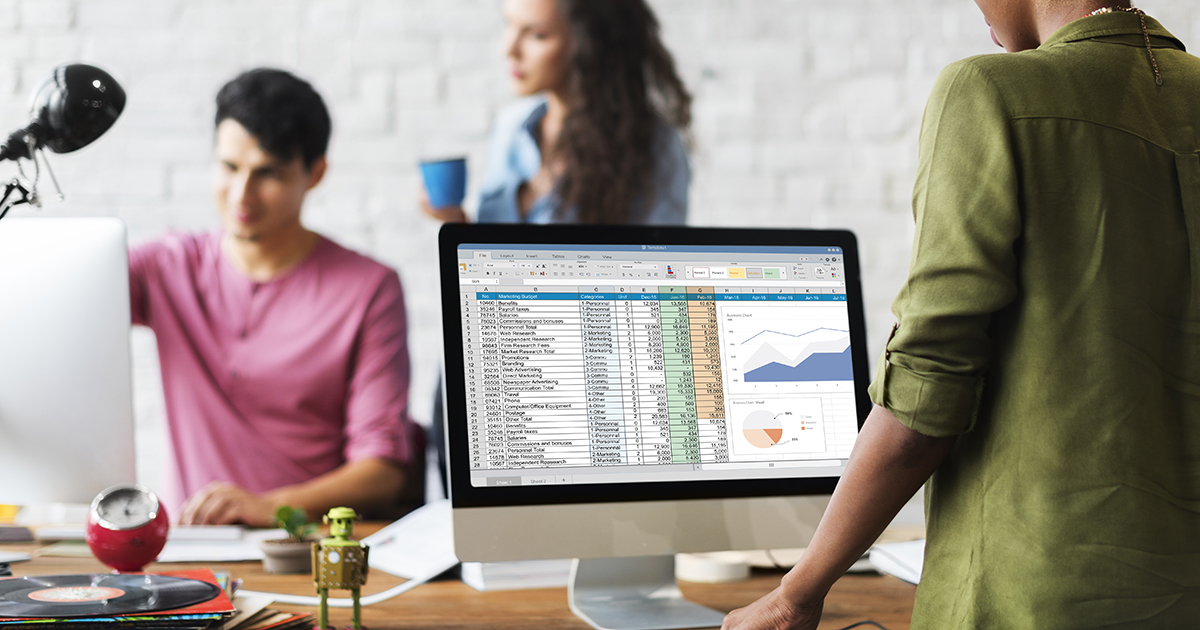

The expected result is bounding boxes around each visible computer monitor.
[0,217,136,507]
[439,225,870,630]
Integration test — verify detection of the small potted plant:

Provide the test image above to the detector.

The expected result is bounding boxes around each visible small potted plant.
[258,505,317,574]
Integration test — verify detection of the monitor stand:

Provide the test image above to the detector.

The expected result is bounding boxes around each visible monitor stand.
[568,556,727,630]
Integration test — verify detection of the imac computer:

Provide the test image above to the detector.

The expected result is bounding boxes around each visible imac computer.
[0,217,136,507]
[439,224,871,630]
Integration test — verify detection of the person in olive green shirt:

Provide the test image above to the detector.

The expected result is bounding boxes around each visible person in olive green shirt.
[724,1,1200,629]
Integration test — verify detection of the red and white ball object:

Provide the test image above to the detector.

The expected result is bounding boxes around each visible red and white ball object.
[85,484,169,573]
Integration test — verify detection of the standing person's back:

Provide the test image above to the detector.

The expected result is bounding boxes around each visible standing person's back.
[881,11,1200,626]
[723,6,1200,630]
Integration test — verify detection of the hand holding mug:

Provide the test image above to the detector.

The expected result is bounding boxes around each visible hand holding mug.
[419,158,468,223]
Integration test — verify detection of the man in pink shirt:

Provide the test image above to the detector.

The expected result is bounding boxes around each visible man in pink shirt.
[130,69,417,527]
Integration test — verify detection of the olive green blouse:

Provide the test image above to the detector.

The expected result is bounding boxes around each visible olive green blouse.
[868,12,1200,628]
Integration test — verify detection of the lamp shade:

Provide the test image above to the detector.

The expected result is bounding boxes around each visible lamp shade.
[29,64,126,154]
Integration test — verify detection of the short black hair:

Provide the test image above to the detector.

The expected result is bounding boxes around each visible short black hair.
[215,68,331,168]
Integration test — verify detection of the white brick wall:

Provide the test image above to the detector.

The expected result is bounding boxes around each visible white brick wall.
[2,0,1194,493]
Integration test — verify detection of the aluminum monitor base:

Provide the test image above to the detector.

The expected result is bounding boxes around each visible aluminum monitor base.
[568,556,727,630]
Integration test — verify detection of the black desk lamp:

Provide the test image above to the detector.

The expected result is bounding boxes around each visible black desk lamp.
[0,63,126,220]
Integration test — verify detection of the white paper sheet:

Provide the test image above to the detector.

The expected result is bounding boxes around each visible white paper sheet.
[361,500,458,580]
[237,501,459,607]
[869,538,924,584]
[0,551,31,563]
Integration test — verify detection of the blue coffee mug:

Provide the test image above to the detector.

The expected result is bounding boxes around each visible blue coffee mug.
[420,158,467,209]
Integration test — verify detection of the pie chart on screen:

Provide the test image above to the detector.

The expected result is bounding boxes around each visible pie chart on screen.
[743,409,784,448]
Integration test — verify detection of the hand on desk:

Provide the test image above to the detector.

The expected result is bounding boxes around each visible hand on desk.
[721,585,822,630]
[179,458,406,528]
[725,405,954,630]
[180,481,280,527]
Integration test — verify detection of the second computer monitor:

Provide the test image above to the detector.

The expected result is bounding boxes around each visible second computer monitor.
[440,225,870,555]
[440,225,871,629]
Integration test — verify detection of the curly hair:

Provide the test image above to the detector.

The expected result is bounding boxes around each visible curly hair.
[553,0,691,224]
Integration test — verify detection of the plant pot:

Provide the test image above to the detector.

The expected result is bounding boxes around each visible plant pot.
[259,538,313,574]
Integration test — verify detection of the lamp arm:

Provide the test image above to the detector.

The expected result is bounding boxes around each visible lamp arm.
[0,180,33,221]
[0,122,45,162]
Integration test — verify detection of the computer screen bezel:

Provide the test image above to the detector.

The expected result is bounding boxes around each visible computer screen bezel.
[439,224,871,509]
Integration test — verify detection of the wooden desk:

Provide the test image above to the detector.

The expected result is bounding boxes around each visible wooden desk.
[3,535,915,630]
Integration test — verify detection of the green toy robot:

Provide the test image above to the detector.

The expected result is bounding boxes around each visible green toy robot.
[313,507,369,630]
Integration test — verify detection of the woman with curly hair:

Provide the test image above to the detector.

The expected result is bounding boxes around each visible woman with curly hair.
[424,0,691,225]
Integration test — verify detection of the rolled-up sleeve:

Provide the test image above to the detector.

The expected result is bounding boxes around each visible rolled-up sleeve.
[868,60,1022,437]
[127,241,160,327]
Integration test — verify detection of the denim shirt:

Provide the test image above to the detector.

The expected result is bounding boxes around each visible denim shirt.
[475,95,690,225]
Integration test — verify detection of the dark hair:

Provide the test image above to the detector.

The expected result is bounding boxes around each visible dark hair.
[554,0,692,225]
[215,68,331,169]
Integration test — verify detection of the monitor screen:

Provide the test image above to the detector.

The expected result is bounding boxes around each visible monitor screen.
[440,225,870,509]
[0,217,135,507]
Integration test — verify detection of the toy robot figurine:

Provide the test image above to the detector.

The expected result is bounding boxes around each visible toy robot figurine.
[313,507,369,630]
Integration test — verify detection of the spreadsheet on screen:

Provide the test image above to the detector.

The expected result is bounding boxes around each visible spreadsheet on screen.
[456,243,858,489]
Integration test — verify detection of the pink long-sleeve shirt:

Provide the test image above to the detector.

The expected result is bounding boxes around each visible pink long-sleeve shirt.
[129,232,412,515]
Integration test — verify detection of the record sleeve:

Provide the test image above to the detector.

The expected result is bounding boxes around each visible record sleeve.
[0,569,235,623]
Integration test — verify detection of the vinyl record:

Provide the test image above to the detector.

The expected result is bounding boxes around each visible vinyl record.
[0,573,220,618]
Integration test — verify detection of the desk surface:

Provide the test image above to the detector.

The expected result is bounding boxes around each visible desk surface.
[2,531,915,630]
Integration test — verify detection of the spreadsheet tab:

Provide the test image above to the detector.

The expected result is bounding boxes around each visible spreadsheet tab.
[457,243,859,488]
